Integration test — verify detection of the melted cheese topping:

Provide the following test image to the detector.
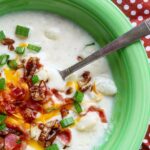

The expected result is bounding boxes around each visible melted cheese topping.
[28,140,44,150]
[4,68,20,85]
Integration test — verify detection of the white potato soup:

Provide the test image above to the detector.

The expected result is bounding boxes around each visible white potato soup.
[0,11,117,150]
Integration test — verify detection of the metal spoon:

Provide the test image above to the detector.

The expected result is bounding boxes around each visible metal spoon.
[60,18,150,79]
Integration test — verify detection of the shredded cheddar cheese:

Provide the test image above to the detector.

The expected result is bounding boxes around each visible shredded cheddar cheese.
[35,110,60,123]
[28,139,44,150]
[19,43,28,47]
[4,68,20,85]
[66,81,79,90]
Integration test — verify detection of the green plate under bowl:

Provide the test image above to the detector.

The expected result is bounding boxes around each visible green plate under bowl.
[0,0,150,149]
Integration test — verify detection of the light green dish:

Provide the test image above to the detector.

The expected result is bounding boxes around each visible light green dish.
[0,0,150,150]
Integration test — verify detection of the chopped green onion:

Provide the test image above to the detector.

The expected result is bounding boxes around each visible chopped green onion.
[7,60,18,70]
[0,54,9,66]
[74,91,84,103]
[32,75,39,84]
[74,102,82,113]
[15,47,25,55]
[0,114,6,123]
[60,117,74,128]
[27,44,41,52]
[0,78,5,90]
[45,144,59,150]
[0,31,6,41]
[15,25,30,38]
[0,123,6,131]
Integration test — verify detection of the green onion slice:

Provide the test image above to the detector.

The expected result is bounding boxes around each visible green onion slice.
[7,59,18,70]
[45,144,59,150]
[74,102,82,113]
[0,78,5,90]
[0,123,6,131]
[60,117,74,128]
[0,54,9,66]
[0,114,6,123]
[15,25,30,38]
[32,75,39,84]
[0,31,6,41]
[15,47,25,55]
[74,91,84,103]
[27,44,41,52]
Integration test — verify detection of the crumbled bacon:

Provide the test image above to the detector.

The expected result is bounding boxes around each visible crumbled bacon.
[2,38,15,45]
[60,107,69,118]
[88,106,107,123]
[0,124,28,150]
[64,98,73,105]
[8,44,15,51]
[57,129,71,146]
[24,57,42,83]
[2,38,15,51]
[78,71,92,92]
[0,91,18,114]
[4,134,21,150]
[65,87,73,95]
[2,102,16,115]
[0,137,4,149]
[21,108,37,123]
[0,129,9,136]
[51,89,64,101]
[38,120,60,147]
[6,124,29,139]
[30,80,47,101]
[10,87,26,100]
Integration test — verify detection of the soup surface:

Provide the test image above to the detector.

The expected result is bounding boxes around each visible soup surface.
[0,11,117,150]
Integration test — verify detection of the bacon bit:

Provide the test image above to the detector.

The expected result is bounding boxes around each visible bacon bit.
[80,85,91,92]
[8,44,15,51]
[21,108,37,123]
[30,80,47,101]
[6,123,29,140]
[78,71,92,92]
[0,137,4,149]
[65,87,73,95]
[60,107,69,118]
[64,98,74,105]
[82,71,90,79]
[2,102,16,115]
[4,134,22,150]
[81,71,91,84]
[2,91,15,103]
[57,129,71,146]
[11,87,26,100]
[38,120,60,147]
[88,106,107,123]
[51,89,64,101]
[2,38,15,51]
[77,56,84,62]
[0,92,16,114]
[0,129,9,136]
[24,57,42,82]
[2,38,15,45]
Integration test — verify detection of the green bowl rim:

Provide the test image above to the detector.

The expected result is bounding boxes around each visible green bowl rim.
[0,0,149,150]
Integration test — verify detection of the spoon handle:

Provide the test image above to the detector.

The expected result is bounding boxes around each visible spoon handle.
[60,18,150,79]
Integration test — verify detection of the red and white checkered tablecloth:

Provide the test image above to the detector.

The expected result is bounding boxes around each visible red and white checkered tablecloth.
[112,0,150,149]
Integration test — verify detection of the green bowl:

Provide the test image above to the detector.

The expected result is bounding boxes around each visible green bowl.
[0,0,150,149]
